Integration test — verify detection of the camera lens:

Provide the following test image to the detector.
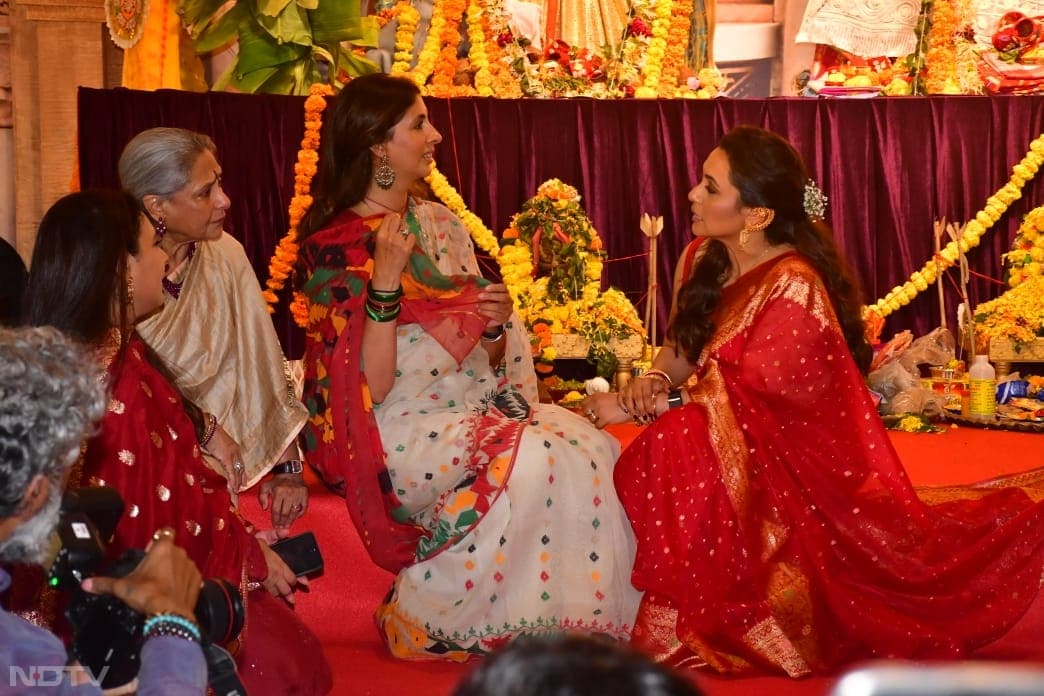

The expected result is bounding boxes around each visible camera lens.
[195,577,245,645]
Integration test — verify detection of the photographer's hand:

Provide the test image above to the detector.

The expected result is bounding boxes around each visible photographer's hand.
[82,528,201,620]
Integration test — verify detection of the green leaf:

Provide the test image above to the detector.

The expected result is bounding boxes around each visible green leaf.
[230,64,280,93]
[338,50,380,78]
[177,0,228,28]
[237,19,308,74]
[310,0,365,44]
[257,0,295,17]
[194,2,248,53]
[254,1,314,46]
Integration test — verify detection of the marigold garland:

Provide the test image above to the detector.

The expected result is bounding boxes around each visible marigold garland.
[862,132,1044,334]
[466,0,494,96]
[973,274,1044,349]
[658,0,692,96]
[390,1,420,76]
[423,0,467,96]
[635,0,674,98]
[425,165,501,256]
[425,169,645,376]
[1003,204,1044,287]
[263,83,333,327]
[409,0,446,87]
[923,0,959,94]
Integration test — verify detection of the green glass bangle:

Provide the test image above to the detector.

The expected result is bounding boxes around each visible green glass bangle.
[367,282,403,302]
[365,302,400,323]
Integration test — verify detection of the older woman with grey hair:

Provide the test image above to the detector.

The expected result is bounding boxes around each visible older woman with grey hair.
[119,127,309,534]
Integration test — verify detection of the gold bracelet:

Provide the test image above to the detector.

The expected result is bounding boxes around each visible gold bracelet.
[640,368,673,388]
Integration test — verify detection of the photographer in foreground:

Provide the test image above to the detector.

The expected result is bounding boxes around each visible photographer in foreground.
[0,325,207,694]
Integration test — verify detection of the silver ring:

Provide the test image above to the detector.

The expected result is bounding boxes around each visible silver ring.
[233,460,244,473]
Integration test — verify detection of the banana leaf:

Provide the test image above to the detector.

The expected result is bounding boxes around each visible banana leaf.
[339,50,380,78]
[193,2,248,53]
[258,0,294,16]
[236,17,309,74]
[253,0,313,46]
[178,0,228,36]
[310,0,368,44]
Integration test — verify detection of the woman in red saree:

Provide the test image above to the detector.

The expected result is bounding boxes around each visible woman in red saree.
[24,190,332,694]
[583,126,1044,676]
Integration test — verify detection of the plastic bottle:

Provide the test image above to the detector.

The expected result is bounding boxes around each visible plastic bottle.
[967,354,996,417]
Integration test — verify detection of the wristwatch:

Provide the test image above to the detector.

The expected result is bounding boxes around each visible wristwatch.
[272,460,304,475]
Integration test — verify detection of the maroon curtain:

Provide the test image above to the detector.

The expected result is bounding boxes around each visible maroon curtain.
[77,88,1044,355]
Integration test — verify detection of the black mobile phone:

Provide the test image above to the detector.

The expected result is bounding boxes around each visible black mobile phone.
[270,531,323,577]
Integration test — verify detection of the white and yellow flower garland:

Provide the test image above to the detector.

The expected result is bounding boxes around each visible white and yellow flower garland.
[863,133,1044,326]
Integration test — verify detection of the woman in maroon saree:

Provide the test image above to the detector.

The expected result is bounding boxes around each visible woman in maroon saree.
[24,190,332,694]
[583,126,1044,676]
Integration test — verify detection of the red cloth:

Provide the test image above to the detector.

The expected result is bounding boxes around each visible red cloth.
[298,209,490,573]
[615,254,1044,676]
[82,335,331,694]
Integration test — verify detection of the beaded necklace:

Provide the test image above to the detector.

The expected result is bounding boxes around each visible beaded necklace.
[162,242,198,300]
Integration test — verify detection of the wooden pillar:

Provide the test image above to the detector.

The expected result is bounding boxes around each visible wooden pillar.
[10,0,104,261]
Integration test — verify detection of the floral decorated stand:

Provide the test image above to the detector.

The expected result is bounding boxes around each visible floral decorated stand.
[498,179,646,387]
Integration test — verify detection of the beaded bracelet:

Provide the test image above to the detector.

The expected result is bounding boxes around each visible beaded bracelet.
[199,413,218,449]
[143,613,201,643]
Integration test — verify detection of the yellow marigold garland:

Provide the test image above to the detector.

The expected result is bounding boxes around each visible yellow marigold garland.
[390,2,420,77]
[467,0,494,96]
[862,132,1044,332]
[634,0,673,98]
[263,83,334,327]
[973,274,1044,348]
[410,0,446,87]
[658,0,692,97]
[1003,204,1044,287]
[425,165,502,257]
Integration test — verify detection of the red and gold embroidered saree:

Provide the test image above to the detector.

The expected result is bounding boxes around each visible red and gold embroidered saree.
[616,252,1044,676]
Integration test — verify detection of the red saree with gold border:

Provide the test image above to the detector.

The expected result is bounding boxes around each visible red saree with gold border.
[616,252,1044,676]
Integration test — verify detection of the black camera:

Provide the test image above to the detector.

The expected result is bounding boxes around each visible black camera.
[48,487,246,692]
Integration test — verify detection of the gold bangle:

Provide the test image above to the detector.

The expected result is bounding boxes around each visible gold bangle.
[640,368,672,388]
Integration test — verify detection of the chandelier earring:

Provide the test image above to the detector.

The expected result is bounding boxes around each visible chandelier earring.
[154,216,167,239]
[374,152,396,190]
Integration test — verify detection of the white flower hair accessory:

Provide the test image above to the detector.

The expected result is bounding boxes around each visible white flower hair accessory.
[803,179,828,222]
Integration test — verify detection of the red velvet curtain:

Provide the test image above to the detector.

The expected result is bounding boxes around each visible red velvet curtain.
[77,88,1044,356]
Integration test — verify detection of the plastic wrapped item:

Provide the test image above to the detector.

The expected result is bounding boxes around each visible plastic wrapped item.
[867,327,957,416]
[896,327,957,375]
[890,388,945,417]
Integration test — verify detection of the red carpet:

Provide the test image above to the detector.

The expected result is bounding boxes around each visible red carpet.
[238,426,1044,696]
